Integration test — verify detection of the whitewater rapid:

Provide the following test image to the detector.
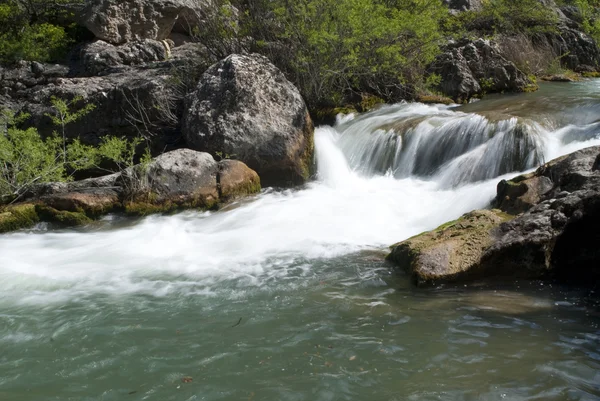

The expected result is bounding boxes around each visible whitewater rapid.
[1,100,600,305]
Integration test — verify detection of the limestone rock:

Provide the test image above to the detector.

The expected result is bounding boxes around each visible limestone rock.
[78,39,170,76]
[81,0,183,45]
[388,146,600,286]
[182,54,314,187]
[120,148,261,211]
[387,210,512,286]
[431,38,534,102]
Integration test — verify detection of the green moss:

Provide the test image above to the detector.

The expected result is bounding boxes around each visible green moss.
[522,83,539,93]
[35,205,92,227]
[124,201,174,216]
[123,194,221,216]
[0,204,40,233]
[359,94,384,112]
[220,176,261,202]
[582,72,600,78]
[416,94,454,105]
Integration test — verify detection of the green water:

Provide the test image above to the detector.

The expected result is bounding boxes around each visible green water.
[2,255,600,401]
[2,81,600,400]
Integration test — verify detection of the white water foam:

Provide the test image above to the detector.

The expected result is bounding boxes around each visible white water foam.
[1,101,599,305]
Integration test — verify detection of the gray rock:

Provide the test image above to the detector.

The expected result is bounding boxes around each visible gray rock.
[119,148,260,208]
[431,38,534,102]
[81,0,183,44]
[79,0,213,45]
[182,54,314,187]
[79,39,171,76]
[443,0,482,11]
[388,146,600,286]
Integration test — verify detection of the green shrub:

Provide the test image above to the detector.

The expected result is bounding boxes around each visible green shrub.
[1,98,148,199]
[464,0,558,35]
[221,0,447,108]
[0,0,85,64]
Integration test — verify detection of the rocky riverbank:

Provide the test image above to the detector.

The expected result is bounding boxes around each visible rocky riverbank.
[0,148,260,233]
[387,146,600,287]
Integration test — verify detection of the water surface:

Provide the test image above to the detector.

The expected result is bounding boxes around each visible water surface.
[1,81,600,400]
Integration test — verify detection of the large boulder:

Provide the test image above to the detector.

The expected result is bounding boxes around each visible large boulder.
[431,38,535,103]
[81,0,183,45]
[387,146,600,286]
[182,54,314,187]
[80,0,215,45]
[119,148,260,212]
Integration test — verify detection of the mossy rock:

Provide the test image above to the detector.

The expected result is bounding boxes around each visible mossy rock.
[0,204,40,233]
[416,94,454,105]
[387,210,514,286]
[35,205,93,227]
[582,72,600,78]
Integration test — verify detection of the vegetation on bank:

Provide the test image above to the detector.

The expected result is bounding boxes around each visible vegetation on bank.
[0,0,89,63]
[0,99,148,201]
[196,0,600,110]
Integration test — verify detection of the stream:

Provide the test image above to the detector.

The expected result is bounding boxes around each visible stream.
[1,81,600,400]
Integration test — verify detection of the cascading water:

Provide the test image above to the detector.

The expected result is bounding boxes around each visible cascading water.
[1,82,600,401]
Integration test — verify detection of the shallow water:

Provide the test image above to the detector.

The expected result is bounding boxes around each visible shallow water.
[1,82,600,400]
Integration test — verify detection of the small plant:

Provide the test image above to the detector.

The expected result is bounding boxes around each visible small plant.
[46,96,96,164]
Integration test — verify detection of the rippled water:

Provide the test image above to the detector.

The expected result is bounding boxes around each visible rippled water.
[1,82,600,400]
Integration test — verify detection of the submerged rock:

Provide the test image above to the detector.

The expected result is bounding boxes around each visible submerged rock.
[182,54,314,187]
[388,146,600,286]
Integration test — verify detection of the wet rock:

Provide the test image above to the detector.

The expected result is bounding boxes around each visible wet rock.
[387,210,513,286]
[495,174,554,215]
[218,160,261,202]
[182,54,314,187]
[431,38,535,102]
[388,146,600,286]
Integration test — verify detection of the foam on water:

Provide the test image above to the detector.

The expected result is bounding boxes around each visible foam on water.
[1,95,600,306]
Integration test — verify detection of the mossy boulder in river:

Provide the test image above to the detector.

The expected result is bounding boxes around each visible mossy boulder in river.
[387,210,512,286]
[388,146,600,287]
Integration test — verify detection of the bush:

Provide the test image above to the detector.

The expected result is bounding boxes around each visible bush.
[461,0,559,35]
[202,0,448,109]
[0,0,85,64]
[0,101,148,199]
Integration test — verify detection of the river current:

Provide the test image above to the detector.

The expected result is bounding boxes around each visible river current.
[1,82,600,400]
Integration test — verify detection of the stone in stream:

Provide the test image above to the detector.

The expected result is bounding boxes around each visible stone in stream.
[0,149,261,232]
[387,146,600,287]
[182,54,315,187]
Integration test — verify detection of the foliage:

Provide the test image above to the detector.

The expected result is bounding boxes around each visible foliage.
[202,0,448,109]
[0,0,86,63]
[46,96,96,164]
[0,112,64,196]
[464,0,559,35]
[0,99,147,198]
[562,0,600,42]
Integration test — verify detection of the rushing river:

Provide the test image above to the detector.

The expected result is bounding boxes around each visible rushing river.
[2,82,600,401]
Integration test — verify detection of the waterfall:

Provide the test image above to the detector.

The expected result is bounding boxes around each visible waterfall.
[327,102,600,187]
